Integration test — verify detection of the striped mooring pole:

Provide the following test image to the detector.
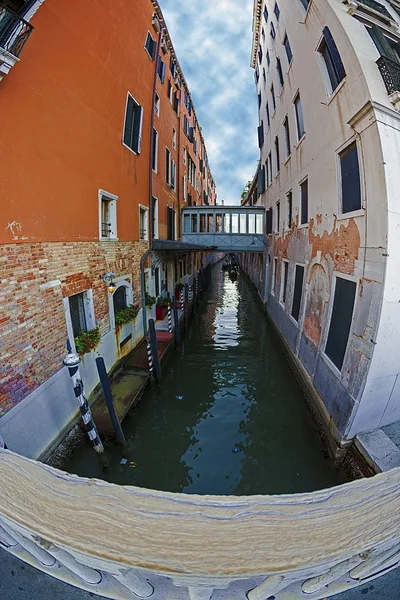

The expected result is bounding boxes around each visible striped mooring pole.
[167,304,172,333]
[195,276,199,296]
[189,285,193,302]
[63,342,104,455]
[146,340,153,374]
[180,288,184,310]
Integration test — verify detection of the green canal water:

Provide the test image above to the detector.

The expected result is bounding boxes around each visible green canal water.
[65,266,349,495]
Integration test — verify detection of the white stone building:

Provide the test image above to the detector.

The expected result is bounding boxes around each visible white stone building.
[243,0,400,444]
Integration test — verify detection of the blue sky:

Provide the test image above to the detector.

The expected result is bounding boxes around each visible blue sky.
[160,0,259,205]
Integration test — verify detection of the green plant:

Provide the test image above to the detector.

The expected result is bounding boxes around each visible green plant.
[145,292,156,308]
[156,296,171,307]
[114,304,140,326]
[74,328,101,356]
[175,282,184,291]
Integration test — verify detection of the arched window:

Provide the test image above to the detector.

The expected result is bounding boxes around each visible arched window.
[113,286,127,314]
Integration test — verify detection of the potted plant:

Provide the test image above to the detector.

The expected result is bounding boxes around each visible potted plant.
[114,304,140,326]
[74,327,101,357]
[155,297,170,321]
[145,292,156,309]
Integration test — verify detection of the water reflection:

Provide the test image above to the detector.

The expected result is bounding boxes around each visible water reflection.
[65,265,348,495]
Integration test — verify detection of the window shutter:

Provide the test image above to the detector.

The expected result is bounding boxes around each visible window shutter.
[322,27,346,82]
[123,96,134,147]
[257,165,265,196]
[173,93,179,113]
[189,127,194,142]
[132,105,143,153]
[368,25,398,61]
[199,159,203,172]
[150,38,157,59]
[258,123,264,148]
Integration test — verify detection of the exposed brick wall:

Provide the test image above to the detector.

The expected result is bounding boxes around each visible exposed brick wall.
[0,241,148,416]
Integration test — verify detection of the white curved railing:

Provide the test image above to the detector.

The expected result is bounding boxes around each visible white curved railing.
[1,449,400,599]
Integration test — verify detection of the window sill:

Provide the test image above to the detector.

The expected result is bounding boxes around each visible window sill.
[301,0,313,24]
[284,154,291,166]
[286,58,294,74]
[336,208,364,220]
[321,351,342,378]
[275,171,280,179]
[326,78,346,105]
[295,133,306,149]
[297,223,308,230]
[100,237,119,242]
[122,142,139,155]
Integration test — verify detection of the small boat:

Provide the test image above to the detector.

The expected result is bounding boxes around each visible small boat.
[229,269,238,281]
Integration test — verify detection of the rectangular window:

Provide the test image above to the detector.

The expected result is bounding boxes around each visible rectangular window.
[171,160,176,190]
[165,147,171,184]
[172,128,176,149]
[151,128,158,172]
[258,164,266,196]
[157,56,166,82]
[123,94,143,154]
[266,50,270,67]
[264,6,269,21]
[99,191,117,240]
[258,92,262,108]
[183,175,187,201]
[167,206,176,240]
[168,80,173,102]
[283,34,293,64]
[259,46,263,64]
[275,136,280,173]
[69,293,87,338]
[183,147,187,164]
[325,277,356,370]
[266,102,270,127]
[277,57,284,87]
[276,201,280,232]
[268,152,272,185]
[173,91,179,114]
[152,196,158,239]
[299,0,310,8]
[266,207,273,234]
[258,122,264,148]
[263,67,266,83]
[287,190,292,228]
[272,257,278,294]
[340,142,361,213]
[294,93,305,140]
[281,261,289,305]
[283,116,291,159]
[368,25,400,63]
[155,93,160,116]
[139,206,148,241]
[274,2,280,20]
[145,32,157,60]
[318,27,346,93]
[270,22,276,40]
[300,179,308,225]
[271,84,276,111]
[291,265,304,322]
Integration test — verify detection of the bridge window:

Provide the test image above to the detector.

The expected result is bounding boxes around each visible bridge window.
[256,214,263,233]
[208,214,214,232]
[200,214,207,232]
[183,214,191,233]
[248,214,256,234]
[191,213,198,232]
[224,214,231,233]
[216,214,223,232]
[240,213,247,233]
[232,214,239,233]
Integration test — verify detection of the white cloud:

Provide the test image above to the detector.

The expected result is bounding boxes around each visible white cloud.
[160,0,259,205]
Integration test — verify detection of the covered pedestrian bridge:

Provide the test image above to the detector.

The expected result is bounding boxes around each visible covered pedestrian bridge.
[182,206,265,252]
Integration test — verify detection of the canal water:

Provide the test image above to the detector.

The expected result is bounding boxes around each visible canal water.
[65,266,349,495]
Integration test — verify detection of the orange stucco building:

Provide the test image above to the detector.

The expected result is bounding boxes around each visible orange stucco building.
[0,0,216,459]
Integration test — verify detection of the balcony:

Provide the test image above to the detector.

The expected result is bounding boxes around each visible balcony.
[376,55,400,107]
[0,6,33,79]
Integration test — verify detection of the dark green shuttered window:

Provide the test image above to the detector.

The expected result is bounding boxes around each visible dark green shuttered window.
[340,142,361,213]
[325,278,356,370]
[123,95,143,154]
[291,265,304,322]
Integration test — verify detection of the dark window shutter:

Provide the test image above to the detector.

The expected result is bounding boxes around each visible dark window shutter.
[123,96,134,147]
[132,106,143,153]
[368,25,398,61]
[257,165,265,196]
[258,123,264,148]
[301,180,308,224]
[173,92,179,113]
[291,265,304,322]
[264,6,268,21]
[322,27,346,82]
[199,159,203,172]
[325,278,356,370]
[341,142,361,213]
[189,127,194,143]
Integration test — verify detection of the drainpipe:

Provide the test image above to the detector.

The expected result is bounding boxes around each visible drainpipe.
[141,15,163,338]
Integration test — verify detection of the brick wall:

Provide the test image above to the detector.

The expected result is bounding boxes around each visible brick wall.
[0,241,148,416]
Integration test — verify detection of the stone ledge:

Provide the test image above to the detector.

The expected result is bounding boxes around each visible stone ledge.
[356,429,400,472]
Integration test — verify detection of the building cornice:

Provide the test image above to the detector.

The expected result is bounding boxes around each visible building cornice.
[250,0,263,69]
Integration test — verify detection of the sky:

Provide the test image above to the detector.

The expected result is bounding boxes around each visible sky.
[159,0,259,205]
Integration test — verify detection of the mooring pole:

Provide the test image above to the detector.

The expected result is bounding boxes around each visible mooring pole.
[167,304,172,333]
[95,357,126,447]
[172,295,180,345]
[184,283,189,327]
[63,342,104,455]
[148,319,162,382]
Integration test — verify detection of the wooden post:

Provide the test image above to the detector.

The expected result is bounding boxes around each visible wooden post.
[95,357,126,446]
[148,319,162,382]
[184,283,189,327]
[172,296,180,345]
